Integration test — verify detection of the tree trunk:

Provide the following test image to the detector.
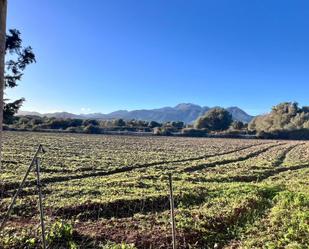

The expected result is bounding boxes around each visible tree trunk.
[0,0,7,165]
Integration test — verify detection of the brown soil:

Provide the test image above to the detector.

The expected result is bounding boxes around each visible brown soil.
[75,217,203,249]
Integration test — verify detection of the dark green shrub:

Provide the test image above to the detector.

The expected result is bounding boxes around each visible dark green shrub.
[171,121,184,129]
[66,126,83,133]
[257,129,309,140]
[48,119,71,129]
[148,120,161,128]
[195,108,232,131]
[181,128,208,137]
[231,121,244,130]
[83,119,99,126]
[113,118,126,127]
[68,119,83,127]
[83,125,101,134]
[153,127,173,136]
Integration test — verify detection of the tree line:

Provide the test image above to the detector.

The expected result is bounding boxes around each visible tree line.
[5,102,309,139]
[4,107,246,136]
[4,116,185,134]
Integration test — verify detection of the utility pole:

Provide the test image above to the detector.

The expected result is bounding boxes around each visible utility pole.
[0,0,7,166]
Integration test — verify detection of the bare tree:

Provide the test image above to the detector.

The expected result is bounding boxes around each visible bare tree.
[0,0,7,164]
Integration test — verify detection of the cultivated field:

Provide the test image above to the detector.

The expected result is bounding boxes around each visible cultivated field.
[0,131,308,248]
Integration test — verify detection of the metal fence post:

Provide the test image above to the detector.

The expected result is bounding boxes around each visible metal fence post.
[168,173,176,249]
[35,157,46,249]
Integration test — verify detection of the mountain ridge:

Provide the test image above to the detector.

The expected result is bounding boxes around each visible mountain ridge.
[18,103,254,123]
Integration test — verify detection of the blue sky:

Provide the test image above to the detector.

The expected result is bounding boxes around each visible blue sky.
[6,0,309,115]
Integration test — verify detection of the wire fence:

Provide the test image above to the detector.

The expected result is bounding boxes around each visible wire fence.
[0,145,178,249]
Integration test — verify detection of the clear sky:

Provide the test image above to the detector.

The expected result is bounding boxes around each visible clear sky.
[6,0,309,115]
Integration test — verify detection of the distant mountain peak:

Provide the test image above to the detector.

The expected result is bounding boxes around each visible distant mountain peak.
[226,107,253,123]
[18,103,254,123]
[174,103,202,110]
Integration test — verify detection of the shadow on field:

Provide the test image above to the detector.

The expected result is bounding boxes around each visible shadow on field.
[271,143,303,167]
[54,190,209,220]
[191,163,309,184]
[183,143,282,172]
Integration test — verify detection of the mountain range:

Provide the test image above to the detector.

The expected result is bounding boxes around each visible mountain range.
[18,103,254,124]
